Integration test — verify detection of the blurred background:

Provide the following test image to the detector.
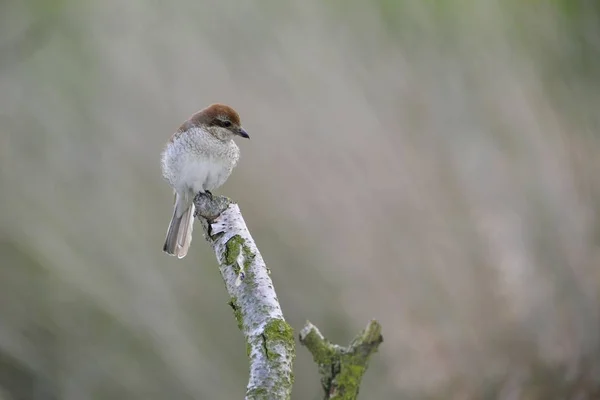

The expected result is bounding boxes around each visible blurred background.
[1,0,600,399]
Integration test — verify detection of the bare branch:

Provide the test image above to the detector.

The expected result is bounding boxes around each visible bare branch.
[194,193,295,400]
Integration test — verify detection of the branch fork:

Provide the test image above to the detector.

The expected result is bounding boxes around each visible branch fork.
[193,193,382,400]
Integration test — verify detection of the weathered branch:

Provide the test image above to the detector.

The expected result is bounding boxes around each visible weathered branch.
[194,193,295,400]
[299,320,383,400]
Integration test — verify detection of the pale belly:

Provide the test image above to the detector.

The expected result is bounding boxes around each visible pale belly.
[177,157,233,193]
[162,132,240,195]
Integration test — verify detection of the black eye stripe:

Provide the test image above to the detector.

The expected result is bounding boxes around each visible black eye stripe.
[215,119,232,128]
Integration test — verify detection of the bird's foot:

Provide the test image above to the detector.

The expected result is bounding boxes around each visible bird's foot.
[204,190,213,200]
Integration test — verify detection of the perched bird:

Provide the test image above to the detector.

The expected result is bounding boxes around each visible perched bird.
[161,104,249,258]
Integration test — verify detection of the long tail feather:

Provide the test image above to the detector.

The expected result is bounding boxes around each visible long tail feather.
[163,193,195,258]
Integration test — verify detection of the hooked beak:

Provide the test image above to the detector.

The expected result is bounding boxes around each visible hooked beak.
[236,127,250,139]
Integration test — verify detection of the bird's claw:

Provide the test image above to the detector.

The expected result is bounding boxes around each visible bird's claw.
[204,190,213,200]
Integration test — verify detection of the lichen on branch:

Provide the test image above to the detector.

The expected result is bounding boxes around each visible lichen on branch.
[194,193,295,400]
[299,320,383,400]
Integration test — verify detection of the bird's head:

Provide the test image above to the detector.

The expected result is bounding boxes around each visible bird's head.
[183,103,249,142]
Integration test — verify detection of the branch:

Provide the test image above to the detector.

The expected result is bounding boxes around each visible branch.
[194,194,295,400]
[299,320,383,400]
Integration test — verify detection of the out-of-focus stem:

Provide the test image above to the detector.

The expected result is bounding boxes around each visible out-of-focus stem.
[299,320,383,400]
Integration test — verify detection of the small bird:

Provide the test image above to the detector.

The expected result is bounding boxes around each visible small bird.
[161,104,249,258]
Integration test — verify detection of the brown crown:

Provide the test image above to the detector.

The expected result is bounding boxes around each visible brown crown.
[188,104,240,128]
[170,104,241,142]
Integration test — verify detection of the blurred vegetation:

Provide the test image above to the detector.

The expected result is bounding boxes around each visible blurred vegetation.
[1,0,600,399]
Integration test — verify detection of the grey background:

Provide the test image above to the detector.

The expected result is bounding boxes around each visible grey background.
[1,1,600,399]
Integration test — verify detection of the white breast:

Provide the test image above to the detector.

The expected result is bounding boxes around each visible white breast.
[161,127,240,195]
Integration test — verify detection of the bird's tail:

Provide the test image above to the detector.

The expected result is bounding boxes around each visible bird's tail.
[163,192,195,258]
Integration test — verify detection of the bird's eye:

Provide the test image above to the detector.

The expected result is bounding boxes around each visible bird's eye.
[219,120,232,128]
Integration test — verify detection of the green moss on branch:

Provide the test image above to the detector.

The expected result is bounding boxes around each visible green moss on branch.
[300,320,383,400]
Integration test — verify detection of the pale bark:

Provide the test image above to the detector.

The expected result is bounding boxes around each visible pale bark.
[194,194,295,400]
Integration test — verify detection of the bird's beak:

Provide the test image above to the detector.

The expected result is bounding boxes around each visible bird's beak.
[236,127,250,139]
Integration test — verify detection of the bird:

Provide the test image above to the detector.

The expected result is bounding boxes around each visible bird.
[161,103,249,258]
